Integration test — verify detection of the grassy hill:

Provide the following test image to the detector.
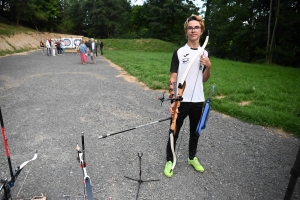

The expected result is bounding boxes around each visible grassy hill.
[0,17,34,36]
[101,38,179,52]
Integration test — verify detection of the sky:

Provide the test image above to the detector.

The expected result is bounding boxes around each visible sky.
[131,0,144,5]
[130,0,206,17]
[131,0,204,10]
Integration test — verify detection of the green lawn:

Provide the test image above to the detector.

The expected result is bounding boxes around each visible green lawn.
[102,47,300,137]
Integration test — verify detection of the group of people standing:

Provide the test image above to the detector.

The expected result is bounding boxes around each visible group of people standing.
[40,38,65,56]
[78,38,104,65]
[40,38,104,64]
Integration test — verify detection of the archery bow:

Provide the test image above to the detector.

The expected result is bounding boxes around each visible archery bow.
[169,33,209,173]
[0,106,38,200]
[76,132,94,200]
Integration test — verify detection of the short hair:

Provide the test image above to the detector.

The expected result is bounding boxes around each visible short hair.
[184,14,205,34]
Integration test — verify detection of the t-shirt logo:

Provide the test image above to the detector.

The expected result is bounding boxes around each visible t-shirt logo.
[183,58,189,64]
[182,53,189,64]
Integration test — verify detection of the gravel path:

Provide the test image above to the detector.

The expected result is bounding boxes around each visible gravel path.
[0,51,299,200]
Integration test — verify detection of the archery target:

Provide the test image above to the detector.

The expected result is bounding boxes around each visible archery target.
[64,39,71,47]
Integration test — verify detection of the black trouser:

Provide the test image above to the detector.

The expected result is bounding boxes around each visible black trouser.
[47,48,51,56]
[57,47,61,54]
[166,102,204,161]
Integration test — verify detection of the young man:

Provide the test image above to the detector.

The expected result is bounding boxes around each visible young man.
[164,14,212,178]
[89,38,97,64]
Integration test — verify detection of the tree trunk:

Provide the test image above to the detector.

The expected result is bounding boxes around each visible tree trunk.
[34,24,39,31]
[269,0,280,64]
[266,0,273,63]
[17,10,21,26]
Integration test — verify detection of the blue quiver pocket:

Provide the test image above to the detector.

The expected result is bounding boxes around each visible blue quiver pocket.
[196,99,211,136]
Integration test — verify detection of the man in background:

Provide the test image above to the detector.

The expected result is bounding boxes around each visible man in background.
[99,40,104,55]
[89,38,97,64]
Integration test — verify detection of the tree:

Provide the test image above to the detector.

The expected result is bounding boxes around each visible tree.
[137,0,199,44]
[205,0,299,67]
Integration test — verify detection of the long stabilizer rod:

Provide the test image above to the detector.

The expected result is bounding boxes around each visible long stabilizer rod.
[98,117,171,139]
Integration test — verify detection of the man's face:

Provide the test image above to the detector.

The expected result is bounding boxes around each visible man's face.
[186,20,202,42]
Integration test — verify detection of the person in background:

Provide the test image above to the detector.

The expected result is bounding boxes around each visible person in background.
[75,39,80,54]
[95,40,98,56]
[51,39,56,56]
[46,38,51,56]
[56,40,61,55]
[79,40,88,64]
[89,38,97,64]
[60,40,65,55]
[99,40,104,55]
[40,40,44,55]
[85,39,91,54]
[163,14,212,178]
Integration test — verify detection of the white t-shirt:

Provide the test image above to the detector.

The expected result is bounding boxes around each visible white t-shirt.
[170,44,208,102]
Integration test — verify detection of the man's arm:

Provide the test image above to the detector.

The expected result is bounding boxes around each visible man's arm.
[169,73,177,98]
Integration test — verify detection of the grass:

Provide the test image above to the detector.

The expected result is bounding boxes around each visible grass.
[102,39,179,52]
[0,17,34,36]
[101,39,300,136]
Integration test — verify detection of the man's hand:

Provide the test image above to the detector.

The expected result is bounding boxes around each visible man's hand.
[169,102,179,115]
[200,54,211,69]
[201,54,211,82]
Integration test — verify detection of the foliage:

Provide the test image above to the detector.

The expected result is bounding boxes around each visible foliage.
[205,0,299,67]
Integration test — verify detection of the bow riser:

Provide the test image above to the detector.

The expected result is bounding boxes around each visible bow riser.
[170,82,186,136]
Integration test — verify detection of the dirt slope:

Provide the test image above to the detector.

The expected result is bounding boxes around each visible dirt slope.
[0,32,82,52]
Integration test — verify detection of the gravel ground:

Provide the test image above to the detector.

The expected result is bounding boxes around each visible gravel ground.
[0,51,299,200]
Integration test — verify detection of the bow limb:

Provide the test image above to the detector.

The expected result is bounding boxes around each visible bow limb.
[169,133,176,173]
[9,150,38,185]
[169,85,185,172]
[19,150,38,169]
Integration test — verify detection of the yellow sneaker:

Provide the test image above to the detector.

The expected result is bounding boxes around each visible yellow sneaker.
[164,161,173,177]
[188,157,204,172]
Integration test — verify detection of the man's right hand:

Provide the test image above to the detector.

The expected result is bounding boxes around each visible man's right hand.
[169,102,178,115]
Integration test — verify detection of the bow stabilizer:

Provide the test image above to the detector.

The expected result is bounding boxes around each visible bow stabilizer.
[98,117,171,139]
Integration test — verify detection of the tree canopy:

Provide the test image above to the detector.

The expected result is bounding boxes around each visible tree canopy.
[0,0,299,67]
